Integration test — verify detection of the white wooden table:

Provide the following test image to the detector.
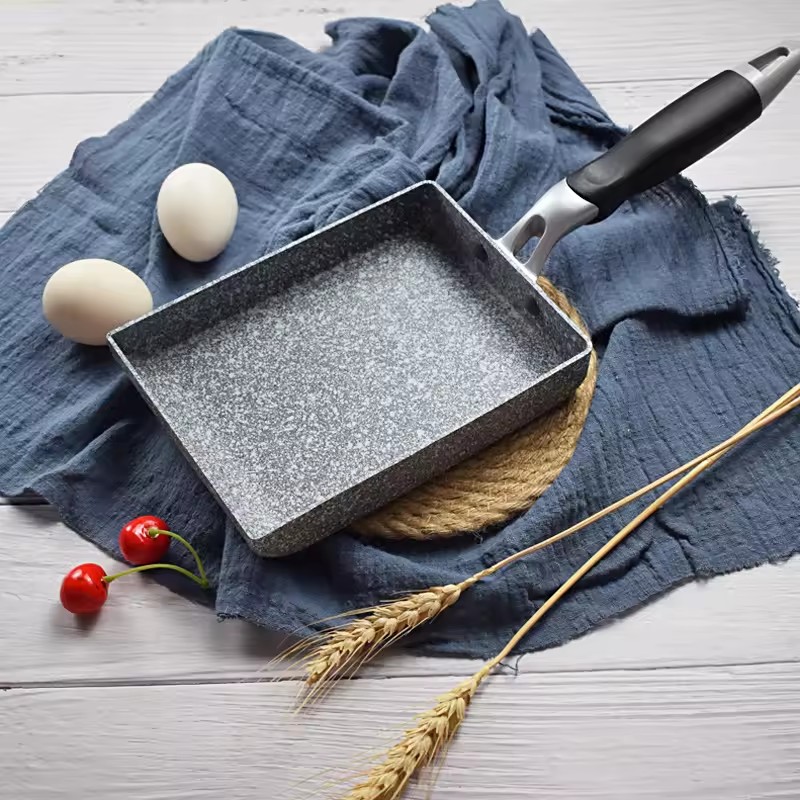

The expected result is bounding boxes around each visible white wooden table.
[2,2,800,798]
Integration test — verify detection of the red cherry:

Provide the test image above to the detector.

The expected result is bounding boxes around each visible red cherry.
[60,563,109,614]
[119,515,170,565]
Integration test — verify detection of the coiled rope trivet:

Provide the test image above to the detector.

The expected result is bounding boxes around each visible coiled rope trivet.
[353,276,597,540]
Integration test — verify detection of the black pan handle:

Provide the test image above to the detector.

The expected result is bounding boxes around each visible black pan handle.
[566,70,762,221]
[500,43,800,277]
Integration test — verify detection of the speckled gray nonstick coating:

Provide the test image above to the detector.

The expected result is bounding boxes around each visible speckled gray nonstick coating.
[109,182,591,557]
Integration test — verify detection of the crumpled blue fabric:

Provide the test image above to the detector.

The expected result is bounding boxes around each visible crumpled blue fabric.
[1,1,798,658]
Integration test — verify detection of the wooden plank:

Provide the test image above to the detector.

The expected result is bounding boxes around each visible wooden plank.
[0,92,148,213]
[1,80,799,215]
[2,505,799,687]
[1,0,798,95]
[2,664,799,799]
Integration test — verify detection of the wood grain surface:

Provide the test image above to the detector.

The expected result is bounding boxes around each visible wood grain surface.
[3,666,799,799]
[2,1,799,798]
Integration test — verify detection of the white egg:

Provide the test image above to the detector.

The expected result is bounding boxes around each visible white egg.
[42,259,153,346]
[156,163,238,262]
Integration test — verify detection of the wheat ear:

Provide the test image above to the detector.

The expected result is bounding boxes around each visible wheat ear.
[344,670,487,800]
[292,382,800,695]
[342,386,800,800]
[301,585,463,698]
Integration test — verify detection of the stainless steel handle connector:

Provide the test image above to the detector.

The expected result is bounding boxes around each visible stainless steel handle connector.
[497,179,598,278]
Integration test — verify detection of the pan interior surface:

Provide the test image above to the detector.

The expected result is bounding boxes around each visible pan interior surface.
[110,183,588,553]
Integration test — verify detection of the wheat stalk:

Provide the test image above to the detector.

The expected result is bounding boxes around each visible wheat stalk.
[339,384,800,799]
[290,382,800,697]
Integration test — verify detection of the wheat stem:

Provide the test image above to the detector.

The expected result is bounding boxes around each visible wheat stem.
[463,381,800,589]
[294,383,800,697]
[343,385,800,800]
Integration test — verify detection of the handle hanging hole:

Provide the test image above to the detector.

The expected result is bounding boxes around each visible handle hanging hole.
[750,46,790,71]
[506,213,546,258]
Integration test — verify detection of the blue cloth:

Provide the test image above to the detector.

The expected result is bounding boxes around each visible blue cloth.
[1,1,799,658]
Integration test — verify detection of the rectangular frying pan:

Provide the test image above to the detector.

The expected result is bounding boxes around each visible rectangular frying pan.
[109,43,800,557]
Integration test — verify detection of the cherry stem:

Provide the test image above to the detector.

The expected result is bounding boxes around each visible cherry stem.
[148,528,209,588]
[103,562,208,589]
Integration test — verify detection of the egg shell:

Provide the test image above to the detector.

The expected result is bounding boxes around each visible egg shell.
[42,259,153,346]
[156,163,238,262]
